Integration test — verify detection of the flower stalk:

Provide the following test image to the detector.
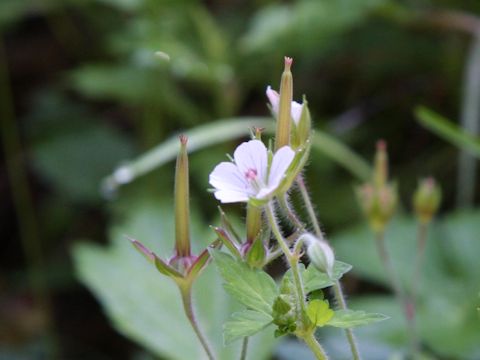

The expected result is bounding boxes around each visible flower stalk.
[131,136,218,360]
[296,176,362,360]
[180,285,216,360]
[265,201,329,360]
[409,177,441,355]
[303,333,329,360]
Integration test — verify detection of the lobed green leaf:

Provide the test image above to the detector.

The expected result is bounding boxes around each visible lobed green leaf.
[224,310,273,345]
[303,261,353,293]
[211,250,278,315]
[327,309,388,328]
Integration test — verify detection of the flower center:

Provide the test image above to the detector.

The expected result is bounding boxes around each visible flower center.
[245,168,258,181]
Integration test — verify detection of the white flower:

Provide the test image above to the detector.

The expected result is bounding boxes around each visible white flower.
[209,140,295,203]
[266,86,303,125]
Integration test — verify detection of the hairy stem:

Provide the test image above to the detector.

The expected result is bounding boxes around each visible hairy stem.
[332,281,362,360]
[296,176,322,236]
[239,337,249,360]
[265,202,308,324]
[180,286,216,360]
[302,332,329,360]
[278,195,305,231]
[296,176,361,360]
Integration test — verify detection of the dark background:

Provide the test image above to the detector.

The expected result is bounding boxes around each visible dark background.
[1,0,479,359]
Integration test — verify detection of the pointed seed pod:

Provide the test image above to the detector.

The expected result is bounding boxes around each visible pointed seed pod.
[275,57,293,150]
[174,135,191,257]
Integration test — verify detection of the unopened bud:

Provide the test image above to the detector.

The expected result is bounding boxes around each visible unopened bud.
[374,140,388,187]
[356,183,398,233]
[302,233,335,277]
[291,98,311,149]
[252,127,265,140]
[413,177,441,224]
[275,57,293,150]
[357,141,397,233]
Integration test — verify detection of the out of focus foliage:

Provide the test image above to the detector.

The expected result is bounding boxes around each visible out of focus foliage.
[333,212,480,359]
[2,0,480,358]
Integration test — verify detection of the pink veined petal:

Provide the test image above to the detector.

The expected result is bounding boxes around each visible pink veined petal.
[291,101,303,125]
[266,86,279,114]
[209,162,247,192]
[213,189,250,203]
[233,140,268,183]
[268,146,295,190]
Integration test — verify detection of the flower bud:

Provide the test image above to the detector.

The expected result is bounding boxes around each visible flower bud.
[295,97,311,147]
[374,140,388,188]
[251,126,265,140]
[356,183,398,233]
[413,177,441,224]
[302,233,335,277]
[243,237,267,269]
[174,135,191,257]
[275,57,293,150]
[357,140,398,233]
[290,97,311,149]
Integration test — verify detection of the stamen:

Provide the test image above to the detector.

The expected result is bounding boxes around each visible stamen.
[245,168,258,181]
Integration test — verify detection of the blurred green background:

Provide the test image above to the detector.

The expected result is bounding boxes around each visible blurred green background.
[1,0,479,359]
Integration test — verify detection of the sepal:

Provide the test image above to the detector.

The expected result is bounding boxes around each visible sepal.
[211,226,241,259]
[129,237,183,278]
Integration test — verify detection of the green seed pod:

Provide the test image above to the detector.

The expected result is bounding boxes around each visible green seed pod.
[275,57,293,150]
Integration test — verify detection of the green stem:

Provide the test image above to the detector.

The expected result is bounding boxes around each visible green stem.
[375,231,407,305]
[409,222,429,355]
[265,202,307,324]
[302,332,329,360]
[457,35,480,208]
[278,195,305,231]
[332,281,362,360]
[375,231,415,352]
[239,337,249,360]
[180,286,216,360]
[296,176,361,360]
[296,176,322,236]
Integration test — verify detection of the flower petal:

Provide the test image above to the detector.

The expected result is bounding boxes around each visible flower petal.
[268,146,295,190]
[214,189,250,203]
[209,162,246,192]
[256,186,275,200]
[266,86,279,114]
[233,140,268,183]
[291,101,303,125]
